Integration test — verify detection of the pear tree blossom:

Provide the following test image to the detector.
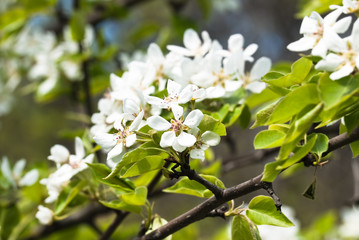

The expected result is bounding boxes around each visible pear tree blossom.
[330,0,359,14]
[1,156,39,187]
[189,130,221,161]
[35,205,54,225]
[147,109,204,152]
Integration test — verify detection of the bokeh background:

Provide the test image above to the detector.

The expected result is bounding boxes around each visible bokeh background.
[1,0,358,239]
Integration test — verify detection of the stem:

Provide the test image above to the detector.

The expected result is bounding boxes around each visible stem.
[99,211,129,240]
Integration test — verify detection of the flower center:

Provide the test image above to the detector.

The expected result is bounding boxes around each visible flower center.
[115,127,133,146]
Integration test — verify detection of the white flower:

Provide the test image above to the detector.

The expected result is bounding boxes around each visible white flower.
[48,144,70,167]
[189,131,221,161]
[1,156,39,187]
[167,29,211,57]
[287,9,351,58]
[35,205,54,225]
[93,110,144,163]
[330,0,359,14]
[147,109,203,152]
[145,80,193,119]
[315,18,359,80]
[219,33,258,62]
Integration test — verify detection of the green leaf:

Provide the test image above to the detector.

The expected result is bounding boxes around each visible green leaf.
[0,204,20,240]
[254,130,286,149]
[276,134,317,170]
[311,133,329,157]
[303,177,317,200]
[264,58,313,88]
[318,73,359,110]
[278,103,324,160]
[350,140,359,158]
[122,186,147,206]
[344,108,359,134]
[55,180,87,215]
[267,84,320,125]
[261,160,285,182]
[99,200,142,213]
[239,104,252,129]
[106,142,169,179]
[70,11,86,42]
[252,101,279,128]
[87,163,135,191]
[246,196,294,227]
[163,174,225,198]
[121,154,167,178]
[198,114,226,136]
[231,215,261,240]
[246,88,280,109]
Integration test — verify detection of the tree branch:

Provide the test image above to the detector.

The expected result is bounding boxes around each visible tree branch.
[100,211,130,240]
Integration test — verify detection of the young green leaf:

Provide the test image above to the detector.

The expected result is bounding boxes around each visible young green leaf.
[254,129,286,149]
[99,200,142,213]
[163,175,225,198]
[121,186,148,206]
[55,180,87,215]
[121,154,167,178]
[231,215,262,240]
[311,133,329,158]
[261,160,285,182]
[246,196,294,227]
[198,114,226,136]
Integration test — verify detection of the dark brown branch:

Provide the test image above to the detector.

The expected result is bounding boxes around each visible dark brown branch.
[100,210,130,240]
[261,182,282,211]
[142,174,264,240]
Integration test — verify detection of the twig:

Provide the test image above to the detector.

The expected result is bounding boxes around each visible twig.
[99,211,130,240]
[261,182,282,212]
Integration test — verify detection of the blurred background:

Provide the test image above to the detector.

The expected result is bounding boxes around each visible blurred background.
[1,0,358,239]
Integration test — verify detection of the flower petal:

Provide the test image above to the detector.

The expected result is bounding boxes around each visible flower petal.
[171,104,183,120]
[93,133,117,151]
[123,98,140,114]
[129,110,144,131]
[172,138,187,152]
[107,144,124,160]
[13,159,26,178]
[190,149,205,161]
[147,116,171,131]
[250,57,271,81]
[183,29,201,51]
[330,62,354,80]
[183,109,204,128]
[287,37,315,52]
[202,131,221,146]
[48,145,70,164]
[177,132,196,147]
[19,169,39,186]
[75,137,85,159]
[167,79,181,97]
[126,134,137,148]
[160,131,176,148]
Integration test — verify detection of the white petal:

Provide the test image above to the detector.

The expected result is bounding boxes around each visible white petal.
[126,134,137,148]
[160,131,176,148]
[48,145,70,164]
[183,109,204,128]
[19,169,39,186]
[323,8,342,26]
[147,43,164,67]
[323,27,346,52]
[183,29,201,51]
[177,132,197,147]
[178,85,193,104]
[224,80,242,92]
[287,37,315,52]
[1,156,14,184]
[330,63,354,80]
[13,159,26,178]
[202,131,221,146]
[172,138,187,152]
[356,55,359,70]
[147,116,171,131]
[311,39,328,58]
[167,79,181,97]
[246,81,266,93]
[107,144,124,160]
[75,137,85,159]
[300,16,319,34]
[171,104,183,120]
[352,19,359,51]
[93,133,117,151]
[167,45,192,56]
[36,205,53,225]
[129,110,144,131]
[192,88,206,100]
[333,16,352,34]
[145,95,164,106]
[205,86,226,99]
[228,34,244,52]
[250,57,272,81]
[190,149,205,161]
[244,44,258,60]
[123,98,140,114]
[114,117,125,131]
[315,53,343,71]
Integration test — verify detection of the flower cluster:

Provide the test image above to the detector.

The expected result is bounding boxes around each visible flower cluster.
[91,29,271,163]
[287,0,359,80]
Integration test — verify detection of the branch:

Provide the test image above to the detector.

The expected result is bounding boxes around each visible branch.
[142,174,264,240]
[261,182,282,211]
[99,211,130,240]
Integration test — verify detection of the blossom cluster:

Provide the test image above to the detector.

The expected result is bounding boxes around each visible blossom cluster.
[91,28,271,166]
[287,0,359,80]
[35,137,94,225]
